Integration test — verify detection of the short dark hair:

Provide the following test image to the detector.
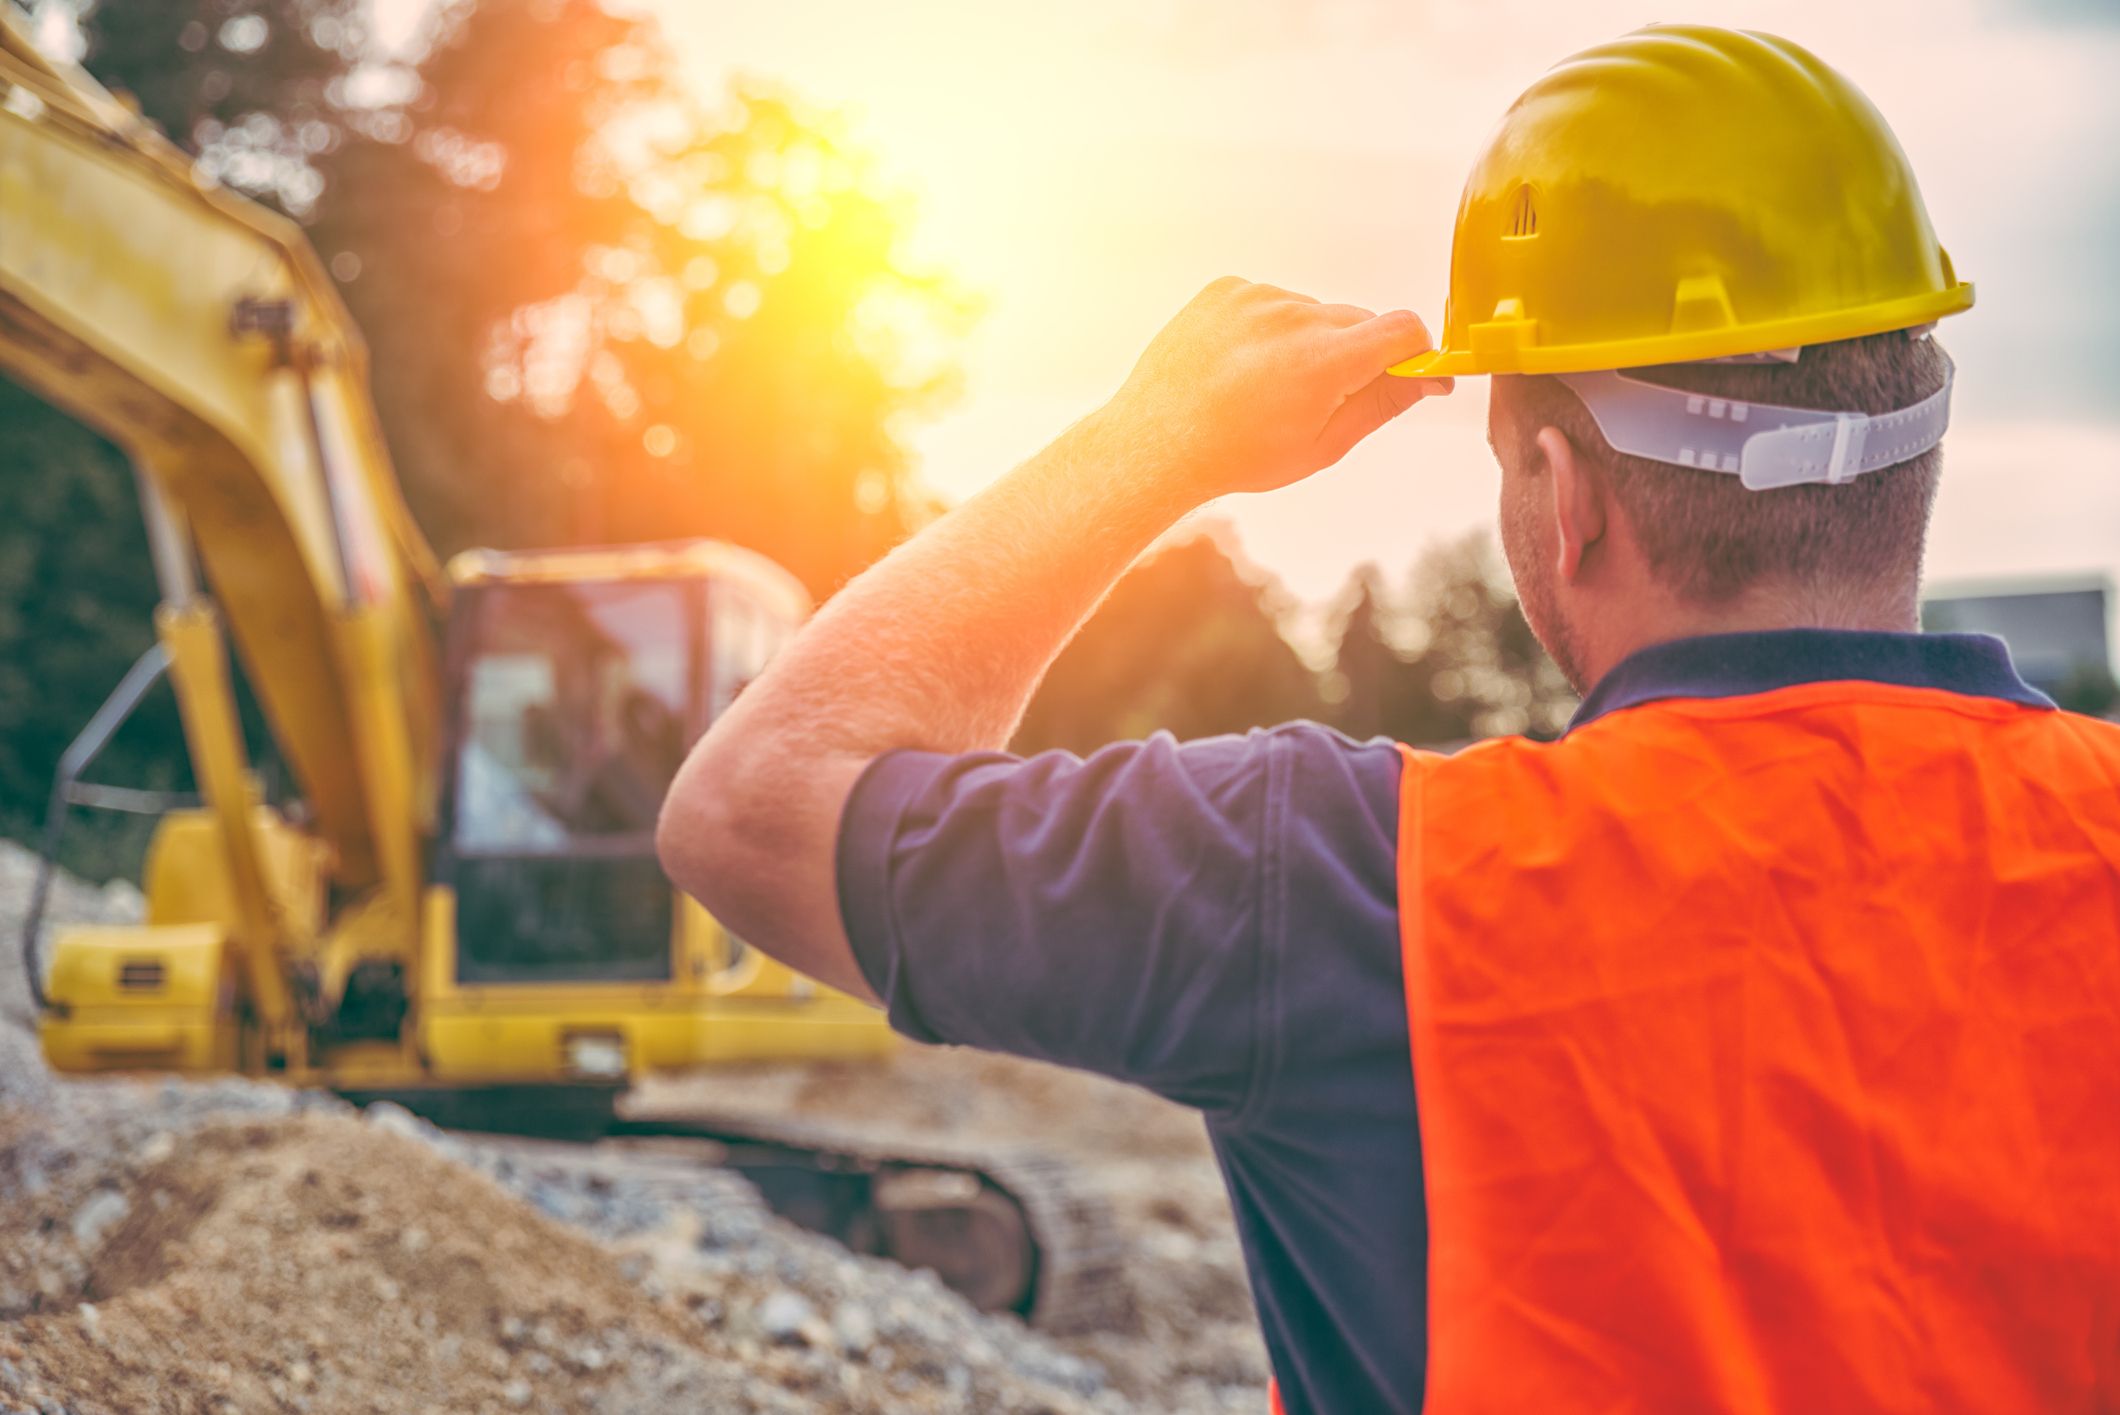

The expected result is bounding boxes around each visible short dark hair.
[1496,331,1950,604]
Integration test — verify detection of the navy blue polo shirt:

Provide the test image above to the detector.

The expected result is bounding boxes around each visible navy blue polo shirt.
[835,629,2052,1413]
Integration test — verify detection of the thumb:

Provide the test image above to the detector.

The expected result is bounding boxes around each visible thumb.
[1312,371,1453,469]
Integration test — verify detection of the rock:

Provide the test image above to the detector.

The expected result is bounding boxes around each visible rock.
[830,1302,875,1356]
[97,879,144,917]
[501,1378,532,1408]
[12,1159,47,1201]
[756,1290,815,1346]
[35,1264,74,1306]
[134,1131,176,1167]
[360,1102,429,1143]
[69,1189,128,1250]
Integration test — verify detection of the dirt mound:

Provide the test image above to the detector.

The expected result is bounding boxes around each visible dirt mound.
[0,1109,1124,1414]
[0,838,1266,1413]
[5,1114,710,1412]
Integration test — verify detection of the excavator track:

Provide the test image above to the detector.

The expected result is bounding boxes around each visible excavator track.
[608,1108,1138,1337]
[370,1087,1137,1336]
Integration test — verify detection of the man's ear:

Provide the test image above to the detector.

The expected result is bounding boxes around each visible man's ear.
[1536,426,1606,586]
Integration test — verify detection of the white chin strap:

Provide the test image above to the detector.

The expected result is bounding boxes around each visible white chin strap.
[1555,351,1954,491]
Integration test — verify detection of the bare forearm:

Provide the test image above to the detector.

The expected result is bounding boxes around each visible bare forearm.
[657,278,1443,997]
[746,408,1193,762]
[656,411,1190,996]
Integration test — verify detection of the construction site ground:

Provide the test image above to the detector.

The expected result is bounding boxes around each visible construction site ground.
[0,842,1266,1414]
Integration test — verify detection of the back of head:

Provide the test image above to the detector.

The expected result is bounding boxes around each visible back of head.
[1495,332,1951,614]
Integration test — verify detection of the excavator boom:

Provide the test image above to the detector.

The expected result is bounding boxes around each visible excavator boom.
[0,14,437,905]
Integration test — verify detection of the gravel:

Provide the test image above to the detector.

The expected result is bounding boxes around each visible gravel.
[0,838,1268,1412]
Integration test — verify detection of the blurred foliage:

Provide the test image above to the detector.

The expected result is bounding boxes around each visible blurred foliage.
[0,382,188,878]
[1014,528,1321,751]
[296,0,976,579]
[1017,527,1576,755]
[0,375,289,877]
[2053,661,2119,717]
[1326,533,1577,745]
[0,0,968,874]
[71,0,972,582]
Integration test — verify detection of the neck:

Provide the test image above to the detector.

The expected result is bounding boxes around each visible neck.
[1578,580,1921,692]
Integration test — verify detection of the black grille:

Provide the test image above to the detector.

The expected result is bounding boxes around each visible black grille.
[117,958,165,991]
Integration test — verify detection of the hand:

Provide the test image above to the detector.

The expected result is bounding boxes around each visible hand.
[1096,277,1451,500]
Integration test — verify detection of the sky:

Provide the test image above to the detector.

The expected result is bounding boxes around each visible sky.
[650,0,2120,615]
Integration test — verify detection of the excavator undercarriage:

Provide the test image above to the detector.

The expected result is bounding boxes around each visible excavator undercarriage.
[346,1087,1134,1333]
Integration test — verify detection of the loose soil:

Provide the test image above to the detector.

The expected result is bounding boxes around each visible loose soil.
[0,843,1265,1414]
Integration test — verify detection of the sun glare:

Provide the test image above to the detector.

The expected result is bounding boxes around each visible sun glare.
[646,0,2120,604]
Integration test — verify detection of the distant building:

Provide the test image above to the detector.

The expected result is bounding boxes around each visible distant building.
[1922,575,2116,708]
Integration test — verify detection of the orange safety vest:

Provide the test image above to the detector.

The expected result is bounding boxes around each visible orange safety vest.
[1385,680,2120,1412]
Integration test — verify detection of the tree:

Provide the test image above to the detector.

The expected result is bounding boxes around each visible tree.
[1401,531,1576,740]
[2054,661,2120,718]
[1322,563,1395,742]
[66,0,971,579]
[0,380,191,877]
[67,0,369,217]
[294,0,974,585]
[1015,526,1326,754]
[1326,532,1576,747]
[0,0,972,876]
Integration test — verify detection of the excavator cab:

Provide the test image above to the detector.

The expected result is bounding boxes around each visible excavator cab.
[28,538,892,1091]
[413,542,893,1094]
[441,569,695,987]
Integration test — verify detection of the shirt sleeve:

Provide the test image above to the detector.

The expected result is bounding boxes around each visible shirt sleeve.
[836,729,1287,1113]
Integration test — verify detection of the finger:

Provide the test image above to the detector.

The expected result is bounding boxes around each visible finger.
[1249,282,1321,306]
[1312,302,1380,328]
[1328,308,1437,378]
[1312,369,1449,468]
[1189,275,1252,310]
[1272,300,1376,335]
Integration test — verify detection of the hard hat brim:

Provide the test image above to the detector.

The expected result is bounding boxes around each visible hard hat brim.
[1386,282,1973,379]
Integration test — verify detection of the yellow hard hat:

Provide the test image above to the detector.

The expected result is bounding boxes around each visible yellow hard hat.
[1390,25,1973,379]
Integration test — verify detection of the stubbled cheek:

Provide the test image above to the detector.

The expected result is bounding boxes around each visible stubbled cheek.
[1497,480,1538,583]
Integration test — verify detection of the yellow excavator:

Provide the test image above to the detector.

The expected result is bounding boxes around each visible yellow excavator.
[2,14,1121,1329]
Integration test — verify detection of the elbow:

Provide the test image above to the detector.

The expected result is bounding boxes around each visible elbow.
[656,746,744,911]
[657,725,876,1003]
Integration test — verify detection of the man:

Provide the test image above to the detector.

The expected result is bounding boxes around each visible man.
[660,24,2120,1413]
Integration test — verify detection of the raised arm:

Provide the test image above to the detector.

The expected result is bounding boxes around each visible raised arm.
[655,278,1447,998]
